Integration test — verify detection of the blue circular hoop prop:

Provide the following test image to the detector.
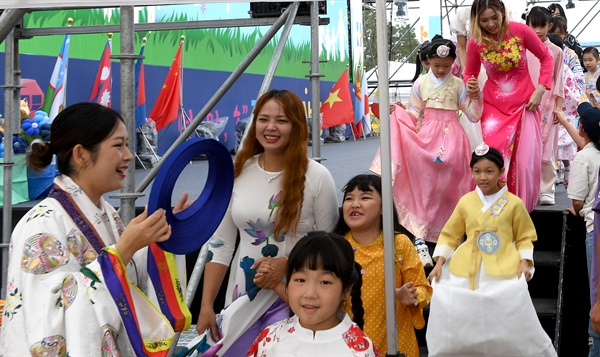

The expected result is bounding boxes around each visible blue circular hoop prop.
[148,138,233,254]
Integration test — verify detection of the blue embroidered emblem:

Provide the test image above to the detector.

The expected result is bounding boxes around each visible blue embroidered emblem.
[477,231,500,254]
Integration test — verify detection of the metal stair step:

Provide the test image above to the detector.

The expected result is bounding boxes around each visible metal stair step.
[532,297,558,317]
[534,251,561,267]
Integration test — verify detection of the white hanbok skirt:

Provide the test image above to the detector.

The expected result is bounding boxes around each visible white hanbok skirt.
[426,260,557,356]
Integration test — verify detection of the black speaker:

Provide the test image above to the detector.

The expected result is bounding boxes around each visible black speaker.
[249,2,327,18]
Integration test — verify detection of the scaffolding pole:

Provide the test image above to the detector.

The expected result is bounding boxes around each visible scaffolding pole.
[310,0,324,161]
[1,29,19,300]
[374,0,400,356]
[110,6,143,224]
[0,9,27,44]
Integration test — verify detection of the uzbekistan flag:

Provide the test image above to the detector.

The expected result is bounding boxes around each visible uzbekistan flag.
[41,34,70,121]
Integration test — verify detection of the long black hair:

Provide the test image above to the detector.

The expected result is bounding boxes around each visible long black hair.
[411,41,431,83]
[286,231,365,329]
[334,174,414,241]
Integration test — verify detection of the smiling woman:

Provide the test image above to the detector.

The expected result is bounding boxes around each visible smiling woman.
[465,0,554,212]
[0,102,190,355]
[195,89,339,356]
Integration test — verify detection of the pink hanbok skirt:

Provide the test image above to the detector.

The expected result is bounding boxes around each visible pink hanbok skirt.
[371,106,472,243]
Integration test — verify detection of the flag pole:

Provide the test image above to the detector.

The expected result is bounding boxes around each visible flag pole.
[62,17,73,112]
[176,36,195,141]
[133,35,146,170]
[107,32,113,107]
[179,35,184,108]
[134,36,161,170]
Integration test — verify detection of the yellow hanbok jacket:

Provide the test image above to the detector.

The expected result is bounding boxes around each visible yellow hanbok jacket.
[434,185,537,289]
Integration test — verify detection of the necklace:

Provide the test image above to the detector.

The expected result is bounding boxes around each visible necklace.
[260,155,285,183]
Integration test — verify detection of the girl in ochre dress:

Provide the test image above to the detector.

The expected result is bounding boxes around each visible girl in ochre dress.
[335,174,432,357]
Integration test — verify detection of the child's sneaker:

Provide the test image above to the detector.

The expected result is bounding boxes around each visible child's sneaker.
[414,238,433,268]
[539,193,555,205]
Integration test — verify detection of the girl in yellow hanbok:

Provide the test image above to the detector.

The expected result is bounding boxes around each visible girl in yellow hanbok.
[426,144,557,357]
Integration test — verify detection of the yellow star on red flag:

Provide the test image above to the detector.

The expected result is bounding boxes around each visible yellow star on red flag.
[324,89,343,109]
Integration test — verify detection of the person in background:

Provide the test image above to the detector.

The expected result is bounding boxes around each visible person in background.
[196,89,339,356]
[334,174,431,357]
[426,144,556,357]
[566,102,600,356]
[550,15,585,80]
[547,33,583,187]
[526,7,565,206]
[247,232,379,357]
[464,0,554,212]
[583,47,600,107]
[410,40,431,83]
[548,3,567,18]
[589,170,600,348]
[0,102,190,355]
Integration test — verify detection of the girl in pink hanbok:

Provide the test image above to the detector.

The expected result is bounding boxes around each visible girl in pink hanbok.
[370,39,482,244]
[464,0,553,212]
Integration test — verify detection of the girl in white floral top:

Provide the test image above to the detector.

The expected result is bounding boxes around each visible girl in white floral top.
[248,232,379,357]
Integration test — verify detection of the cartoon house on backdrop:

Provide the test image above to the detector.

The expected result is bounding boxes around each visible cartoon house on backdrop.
[21,79,44,117]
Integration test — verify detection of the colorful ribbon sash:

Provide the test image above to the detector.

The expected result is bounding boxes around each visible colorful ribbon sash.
[49,184,191,355]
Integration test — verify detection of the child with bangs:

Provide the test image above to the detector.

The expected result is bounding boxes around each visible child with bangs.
[583,47,600,107]
[247,232,379,357]
[335,174,432,357]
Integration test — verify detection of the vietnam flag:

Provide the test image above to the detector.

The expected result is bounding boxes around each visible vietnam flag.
[149,40,183,131]
[320,69,354,129]
[89,37,112,107]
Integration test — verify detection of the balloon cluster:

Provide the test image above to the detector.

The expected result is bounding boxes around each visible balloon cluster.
[21,110,51,143]
[0,110,51,158]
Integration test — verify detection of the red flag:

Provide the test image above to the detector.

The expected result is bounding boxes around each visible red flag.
[350,122,363,140]
[360,68,370,117]
[320,69,354,129]
[371,89,380,119]
[149,41,183,131]
[89,38,112,107]
[135,41,147,128]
